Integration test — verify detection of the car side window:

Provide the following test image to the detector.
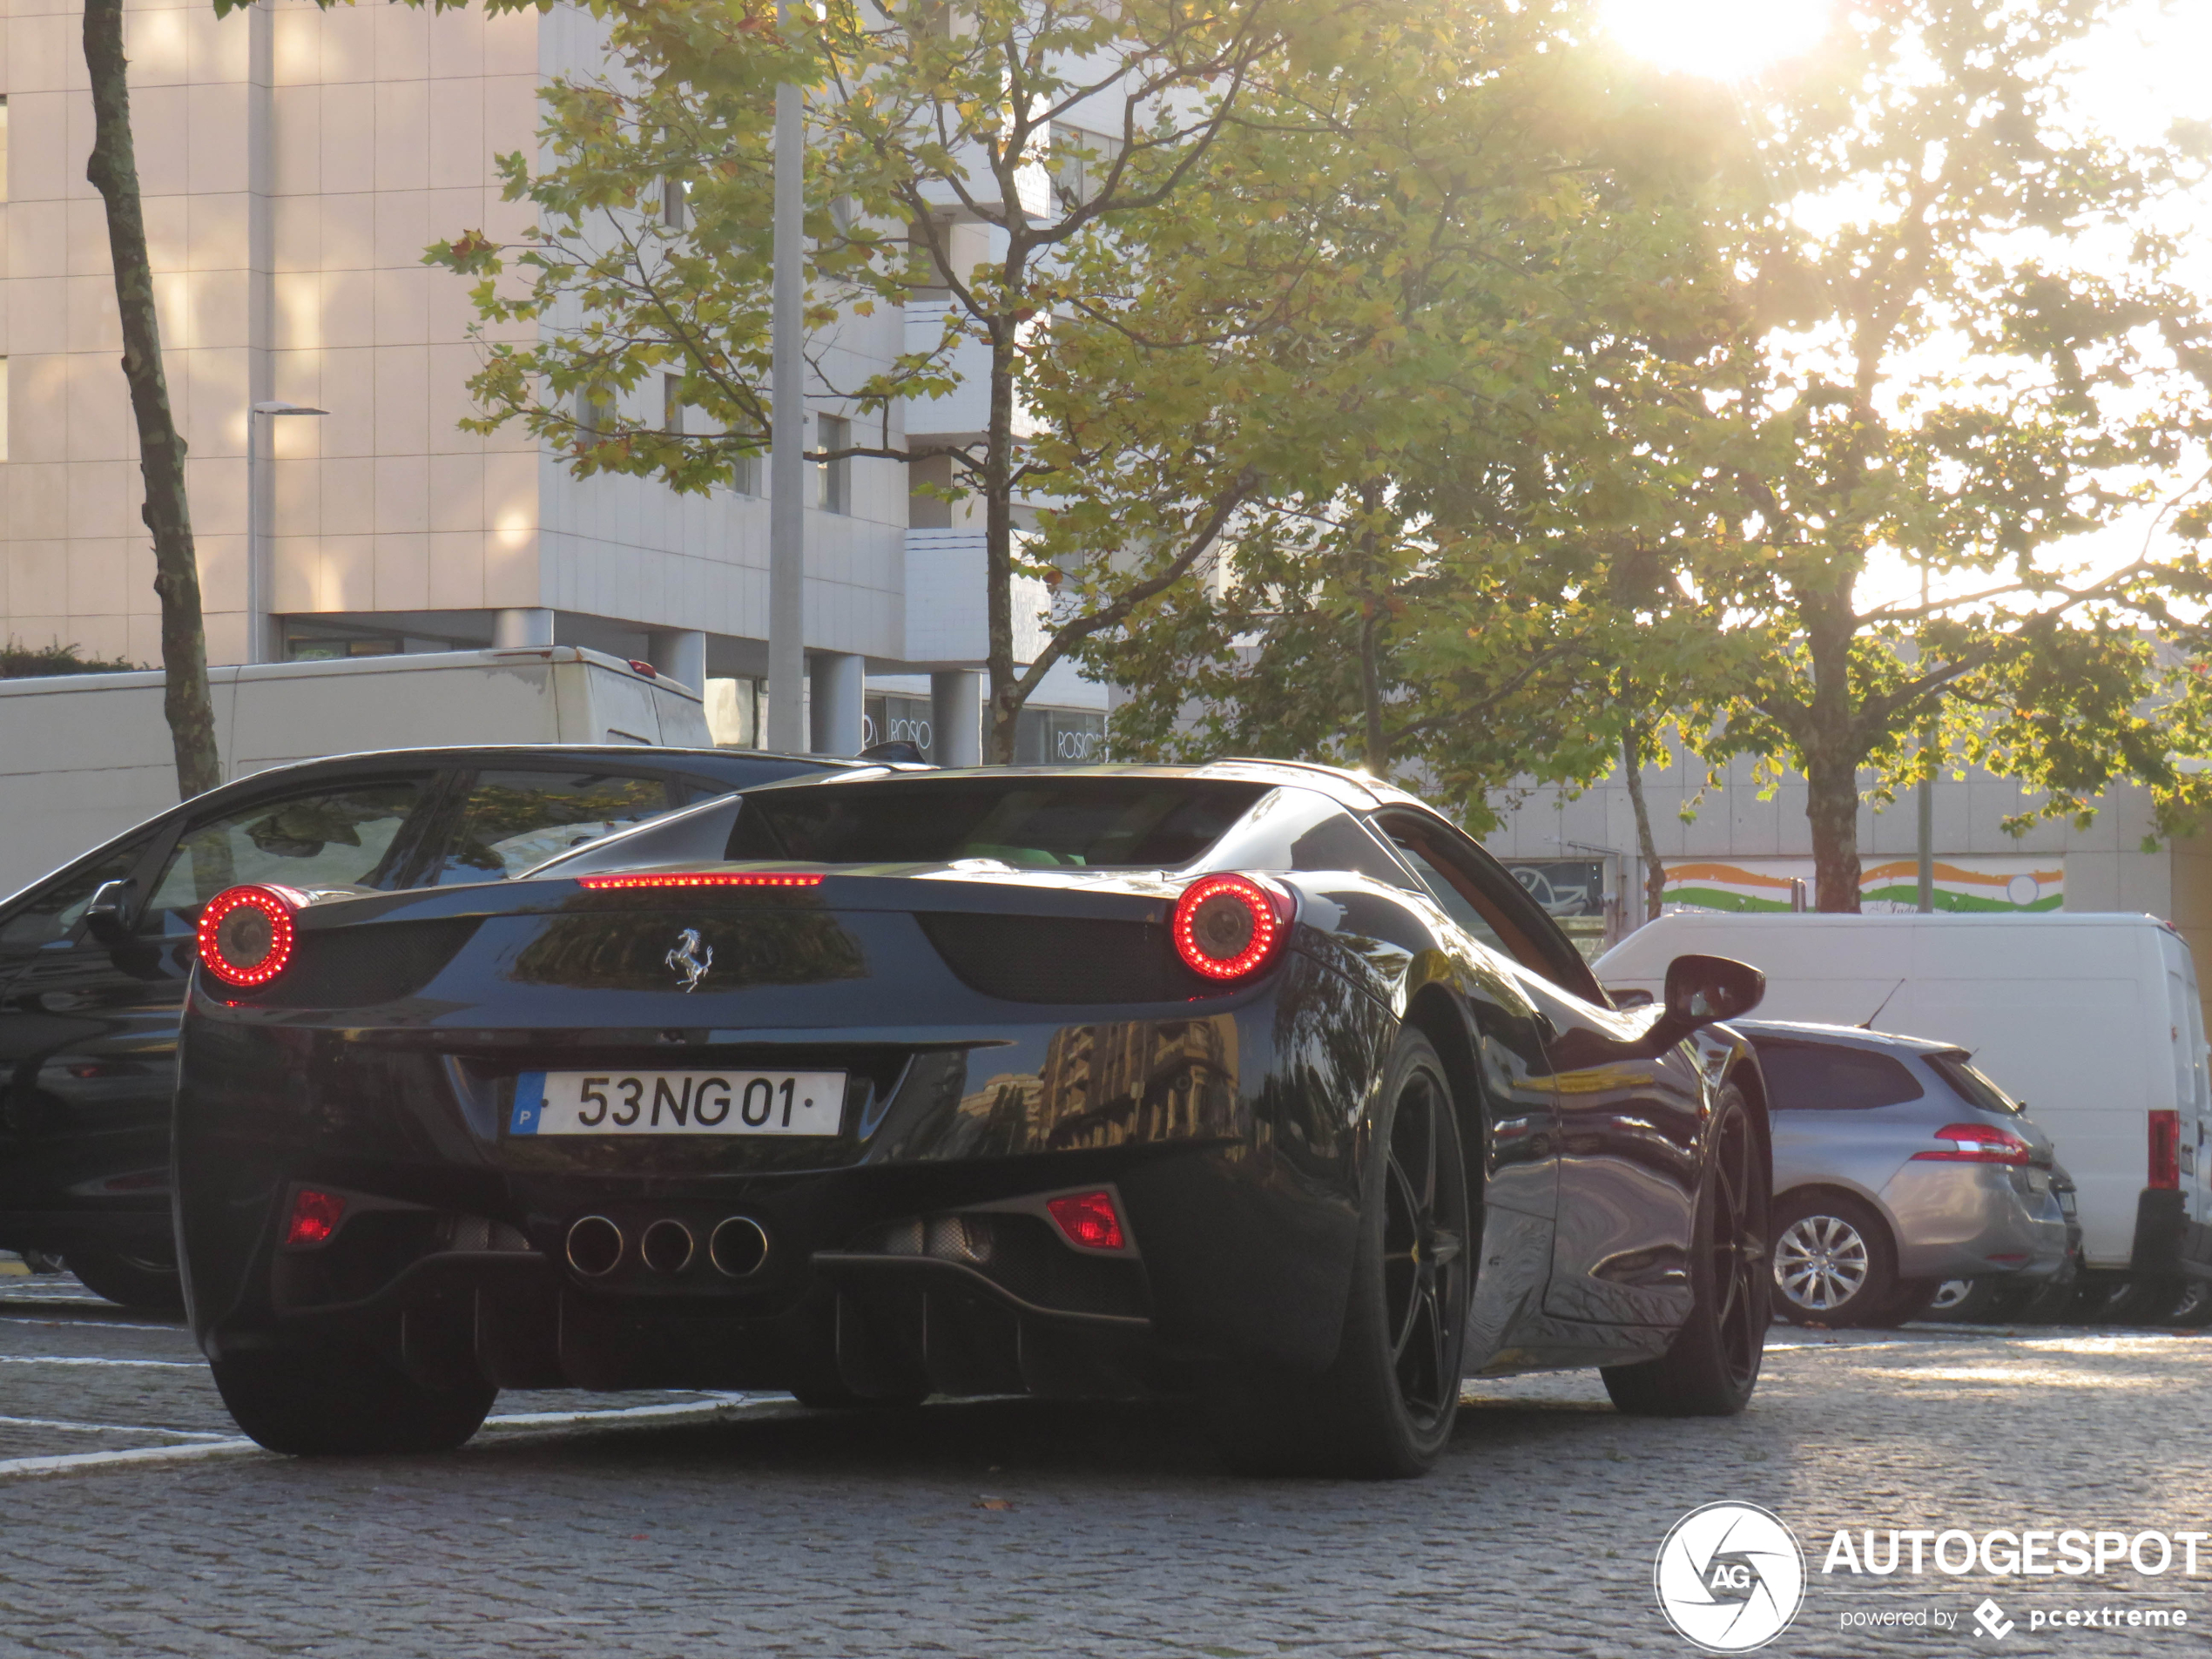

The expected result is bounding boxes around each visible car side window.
[423,770,681,887]
[1374,813,1602,1000]
[1385,840,1514,958]
[0,841,151,951]
[1751,1040,1925,1111]
[138,779,434,936]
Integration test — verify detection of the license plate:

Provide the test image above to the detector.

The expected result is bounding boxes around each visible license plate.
[509,1070,846,1137]
[2060,1191,2078,1216]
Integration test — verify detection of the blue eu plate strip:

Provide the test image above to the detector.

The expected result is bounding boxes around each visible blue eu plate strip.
[509,1072,546,1136]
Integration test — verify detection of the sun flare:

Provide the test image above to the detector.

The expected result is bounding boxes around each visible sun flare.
[1600,0,1832,81]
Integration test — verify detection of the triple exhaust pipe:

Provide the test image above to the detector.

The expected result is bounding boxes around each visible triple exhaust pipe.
[565,1214,769,1279]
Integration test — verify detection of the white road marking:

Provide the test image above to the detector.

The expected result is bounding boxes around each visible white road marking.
[0,1318,184,1332]
[482,1393,760,1430]
[0,1413,232,1440]
[0,1355,202,1368]
[0,1440,260,1478]
[0,1393,788,1480]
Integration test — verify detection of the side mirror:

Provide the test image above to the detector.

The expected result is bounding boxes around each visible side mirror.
[1649,954,1764,1048]
[81,880,135,947]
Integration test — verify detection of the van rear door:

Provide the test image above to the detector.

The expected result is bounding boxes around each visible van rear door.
[2161,934,2212,1236]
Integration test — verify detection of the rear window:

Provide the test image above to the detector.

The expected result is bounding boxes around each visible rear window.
[726,779,1266,869]
[1750,1039,1926,1112]
[1926,1052,2023,1116]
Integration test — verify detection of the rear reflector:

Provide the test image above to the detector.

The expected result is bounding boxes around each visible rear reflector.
[577,872,823,890]
[1046,1190,1126,1251]
[2150,1109,2182,1190]
[285,1188,347,1248]
[1910,1123,2032,1166]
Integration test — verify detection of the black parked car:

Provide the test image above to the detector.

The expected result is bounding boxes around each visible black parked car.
[175,761,1773,1477]
[0,745,845,1307]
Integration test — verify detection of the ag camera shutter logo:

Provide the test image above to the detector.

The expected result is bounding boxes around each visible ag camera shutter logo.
[1655,1502,1806,1652]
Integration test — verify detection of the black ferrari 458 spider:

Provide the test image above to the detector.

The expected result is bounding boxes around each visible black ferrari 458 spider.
[174,761,1772,1477]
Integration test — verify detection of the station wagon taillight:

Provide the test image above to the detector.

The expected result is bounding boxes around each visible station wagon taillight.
[1912,1123,2032,1167]
[197,885,300,987]
[2150,1109,2182,1190]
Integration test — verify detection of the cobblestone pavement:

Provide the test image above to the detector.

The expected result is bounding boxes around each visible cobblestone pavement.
[2,1275,2209,1657]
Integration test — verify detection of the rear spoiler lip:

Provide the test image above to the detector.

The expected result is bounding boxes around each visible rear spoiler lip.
[288,866,1192,931]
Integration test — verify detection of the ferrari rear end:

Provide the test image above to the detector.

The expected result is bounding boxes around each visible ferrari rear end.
[172,774,1389,1452]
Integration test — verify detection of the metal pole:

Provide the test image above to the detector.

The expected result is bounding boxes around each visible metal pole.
[245,408,260,665]
[765,0,807,753]
[1917,557,1934,913]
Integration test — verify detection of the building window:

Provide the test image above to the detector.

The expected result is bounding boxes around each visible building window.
[576,383,604,442]
[732,449,760,496]
[661,176,687,229]
[817,414,851,515]
[664,374,685,436]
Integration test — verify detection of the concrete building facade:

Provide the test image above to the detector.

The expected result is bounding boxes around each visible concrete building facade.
[0,0,1103,759]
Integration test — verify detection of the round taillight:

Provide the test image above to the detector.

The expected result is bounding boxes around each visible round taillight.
[1173,873,1287,981]
[197,885,299,988]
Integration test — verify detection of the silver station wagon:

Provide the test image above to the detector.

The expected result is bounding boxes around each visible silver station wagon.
[1736,1021,2074,1326]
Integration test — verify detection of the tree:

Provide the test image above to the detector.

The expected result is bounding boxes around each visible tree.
[426,0,1333,761]
[84,0,221,799]
[1082,2,1747,830]
[1654,0,2212,909]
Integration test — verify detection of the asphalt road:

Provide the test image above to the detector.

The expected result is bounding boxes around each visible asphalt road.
[2,1273,2209,1657]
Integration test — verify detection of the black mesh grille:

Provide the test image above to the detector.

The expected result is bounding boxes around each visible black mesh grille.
[918,913,1211,1005]
[256,918,482,1008]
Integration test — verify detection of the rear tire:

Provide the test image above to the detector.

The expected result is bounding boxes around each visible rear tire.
[2164,1280,2212,1328]
[1921,1278,2008,1324]
[1769,1190,1899,1327]
[1997,1261,2080,1325]
[64,1249,186,1312]
[1602,1086,1767,1417]
[2094,1276,2186,1326]
[1859,1277,1939,1328]
[212,1343,495,1455]
[1209,1030,1471,1479]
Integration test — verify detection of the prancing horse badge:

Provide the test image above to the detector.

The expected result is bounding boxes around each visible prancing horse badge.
[665,928,713,993]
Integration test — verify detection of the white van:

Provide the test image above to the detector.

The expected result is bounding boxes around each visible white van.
[0,648,709,899]
[1593,914,2212,1287]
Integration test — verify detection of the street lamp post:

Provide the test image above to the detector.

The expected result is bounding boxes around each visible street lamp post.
[246,400,327,665]
[764,0,806,752]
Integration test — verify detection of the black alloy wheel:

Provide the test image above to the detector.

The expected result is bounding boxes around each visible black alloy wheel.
[1377,1055,1472,1434]
[1603,1085,1768,1416]
[1209,1029,1472,1479]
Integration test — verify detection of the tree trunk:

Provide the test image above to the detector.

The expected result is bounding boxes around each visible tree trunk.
[83,0,220,800]
[1803,590,1862,912]
[1356,480,1386,775]
[1622,725,1664,923]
